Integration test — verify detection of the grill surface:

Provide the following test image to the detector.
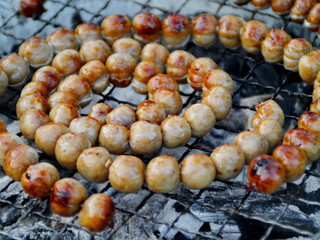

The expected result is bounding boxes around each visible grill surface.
[0,0,320,239]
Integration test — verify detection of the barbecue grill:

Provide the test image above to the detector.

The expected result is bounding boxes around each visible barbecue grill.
[0,0,319,239]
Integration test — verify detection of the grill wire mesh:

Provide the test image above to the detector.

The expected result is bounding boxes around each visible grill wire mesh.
[0,0,320,239]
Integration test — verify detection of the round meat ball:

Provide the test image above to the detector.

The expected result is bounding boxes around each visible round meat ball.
[272,144,308,182]
[16,93,49,119]
[146,155,180,193]
[52,49,83,76]
[283,128,320,162]
[20,109,50,140]
[151,88,182,116]
[180,154,216,189]
[136,100,166,125]
[78,193,115,232]
[50,178,87,217]
[55,132,91,169]
[18,36,54,68]
[253,118,283,150]
[77,147,112,183]
[183,103,216,138]
[109,155,145,193]
[69,116,101,146]
[201,86,232,121]
[106,105,136,129]
[20,81,48,98]
[3,144,39,181]
[248,154,285,194]
[210,144,245,180]
[88,103,113,126]
[141,43,169,72]
[75,22,102,44]
[234,131,269,164]
[21,162,60,198]
[49,103,80,127]
[129,121,162,155]
[46,29,79,53]
[99,124,129,154]
[32,66,62,91]
[48,91,80,111]
[0,132,25,166]
[35,122,69,156]
[80,39,111,63]
[161,115,191,148]
[0,53,29,85]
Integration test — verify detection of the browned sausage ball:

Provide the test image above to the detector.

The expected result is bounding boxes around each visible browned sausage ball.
[78,193,115,232]
[240,20,269,54]
[48,91,80,111]
[79,39,111,64]
[49,103,80,127]
[187,57,219,91]
[16,93,49,119]
[106,53,136,87]
[162,14,191,48]
[79,60,110,94]
[35,122,69,156]
[132,13,161,44]
[46,29,79,53]
[191,14,217,47]
[283,38,312,72]
[247,154,285,194]
[20,109,50,140]
[52,49,83,76]
[50,178,87,217]
[3,144,39,181]
[106,105,136,129]
[261,30,292,63]
[0,132,24,166]
[88,103,113,126]
[166,50,195,82]
[18,36,54,68]
[183,103,216,138]
[283,128,320,162]
[147,74,180,98]
[21,162,60,198]
[201,86,232,121]
[101,15,132,45]
[218,15,245,48]
[112,38,141,62]
[234,131,269,164]
[75,22,102,44]
[151,88,182,116]
[20,81,49,98]
[0,53,29,85]
[141,43,169,72]
[32,66,62,91]
[136,100,166,125]
[272,144,308,182]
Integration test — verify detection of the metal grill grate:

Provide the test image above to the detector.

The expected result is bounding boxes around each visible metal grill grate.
[0,0,320,239]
